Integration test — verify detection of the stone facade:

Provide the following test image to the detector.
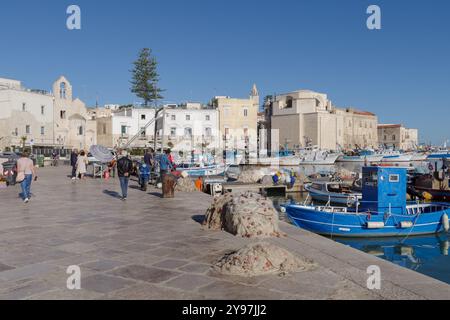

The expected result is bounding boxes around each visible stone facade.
[0,76,97,153]
[52,76,97,151]
[0,79,54,151]
[271,90,378,151]
[96,107,156,149]
[378,124,419,150]
[156,103,219,153]
[213,85,259,153]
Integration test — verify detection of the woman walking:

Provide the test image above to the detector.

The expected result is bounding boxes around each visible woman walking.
[75,150,88,179]
[16,151,37,203]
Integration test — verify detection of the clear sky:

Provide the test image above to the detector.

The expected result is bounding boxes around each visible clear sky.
[0,0,449,144]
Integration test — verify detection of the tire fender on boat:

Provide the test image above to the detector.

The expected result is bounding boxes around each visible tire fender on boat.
[442,213,449,232]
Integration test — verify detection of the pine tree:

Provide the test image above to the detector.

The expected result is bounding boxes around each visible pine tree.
[130,48,164,107]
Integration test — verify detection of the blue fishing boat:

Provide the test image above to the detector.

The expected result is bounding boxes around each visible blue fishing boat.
[283,167,450,237]
[175,163,227,176]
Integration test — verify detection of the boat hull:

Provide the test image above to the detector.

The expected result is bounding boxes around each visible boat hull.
[337,155,384,163]
[176,165,226,176]
[305,185,361,206]
[382,155,414,162]
[285,204,449,237]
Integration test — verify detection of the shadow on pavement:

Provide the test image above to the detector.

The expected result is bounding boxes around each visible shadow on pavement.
[103,190,122,199]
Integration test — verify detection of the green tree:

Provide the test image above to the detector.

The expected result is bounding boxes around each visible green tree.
[130,48,164,107]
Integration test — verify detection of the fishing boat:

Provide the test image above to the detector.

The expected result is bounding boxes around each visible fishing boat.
[409,173,450,202]
[304,181,362,206]
[251,146,340,166]
[175,163,227,176]
[282,166,450,237]
[337,149,384,163]
[381,150,414,163]
[428,150,450,160]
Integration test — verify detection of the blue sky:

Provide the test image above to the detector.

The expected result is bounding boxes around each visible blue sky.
[0,0,449,144]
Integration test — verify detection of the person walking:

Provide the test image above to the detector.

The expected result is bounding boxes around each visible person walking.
[70,149,78,180]
[117,150,133,201]
[75,150,88,179]
[159,149,174,180]
[16,151,37,203]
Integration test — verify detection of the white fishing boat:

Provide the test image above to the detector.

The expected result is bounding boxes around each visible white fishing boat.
[381,150,414,163]
[337,149,384,163]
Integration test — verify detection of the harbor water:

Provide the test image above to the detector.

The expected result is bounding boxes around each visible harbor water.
[270,161,450,285]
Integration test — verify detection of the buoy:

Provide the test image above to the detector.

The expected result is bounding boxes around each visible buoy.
[366,221,385,229]
[400,221,413,228]
[442,213,449,232]
[422,192,433,201]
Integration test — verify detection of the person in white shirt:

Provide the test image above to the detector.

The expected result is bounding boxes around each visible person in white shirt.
[16,151,37,203]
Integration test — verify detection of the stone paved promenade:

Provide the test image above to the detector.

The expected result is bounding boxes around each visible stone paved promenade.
[0,166,449,300]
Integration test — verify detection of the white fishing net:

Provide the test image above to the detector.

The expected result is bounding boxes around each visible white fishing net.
[214,242,317,276]
[203,192,284,238]
[175,177,198,192]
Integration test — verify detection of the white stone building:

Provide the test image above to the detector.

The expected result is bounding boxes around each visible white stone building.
[378,124,419,150]
[156,103,219,153]
[271,90,379,151]
[96,107,156,149]
[0,76,96,154]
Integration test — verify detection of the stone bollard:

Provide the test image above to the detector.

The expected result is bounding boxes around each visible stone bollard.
[162,173,177,198]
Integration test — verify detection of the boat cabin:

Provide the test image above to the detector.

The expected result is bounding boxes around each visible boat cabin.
[361,166,407,214]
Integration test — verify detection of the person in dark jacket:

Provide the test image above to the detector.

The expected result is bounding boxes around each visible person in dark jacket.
[70,149,78,179]
[116,150,134,200]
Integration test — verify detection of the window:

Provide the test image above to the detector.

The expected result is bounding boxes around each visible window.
[26,125,30,134]
[392,135,396,140]
[140,127,146,137]
[205,114,210,121]
[243,108,248,117]
[60,82,66,99]
[225,127,230,136]
[285,96,293,108]
[41,106,45,115]
[244,128,249,137]
[184,127,192,137]
[22,103,26,112]
[205,127,212,137]
[60,110,66,119]
[170,127,177,137]
[40,126,45,135]
[78,126,84,135]
[348,120,352,127]
[171,115,176,121]
[121,125,127,135]
[14,128,18,136]
[384,135,387,141]
[186,115,191,121]
[389,174,399,182]
[141,114,146,120]
[102,124,106,134]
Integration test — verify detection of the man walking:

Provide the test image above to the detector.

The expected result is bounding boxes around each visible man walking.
[117,150,133,201]
[70,149,78,179]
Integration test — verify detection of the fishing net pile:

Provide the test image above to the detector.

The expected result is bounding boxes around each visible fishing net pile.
[203,192,284,238]
[237,168,265,183]
[175,177,198,192]
[214,242,317,276]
